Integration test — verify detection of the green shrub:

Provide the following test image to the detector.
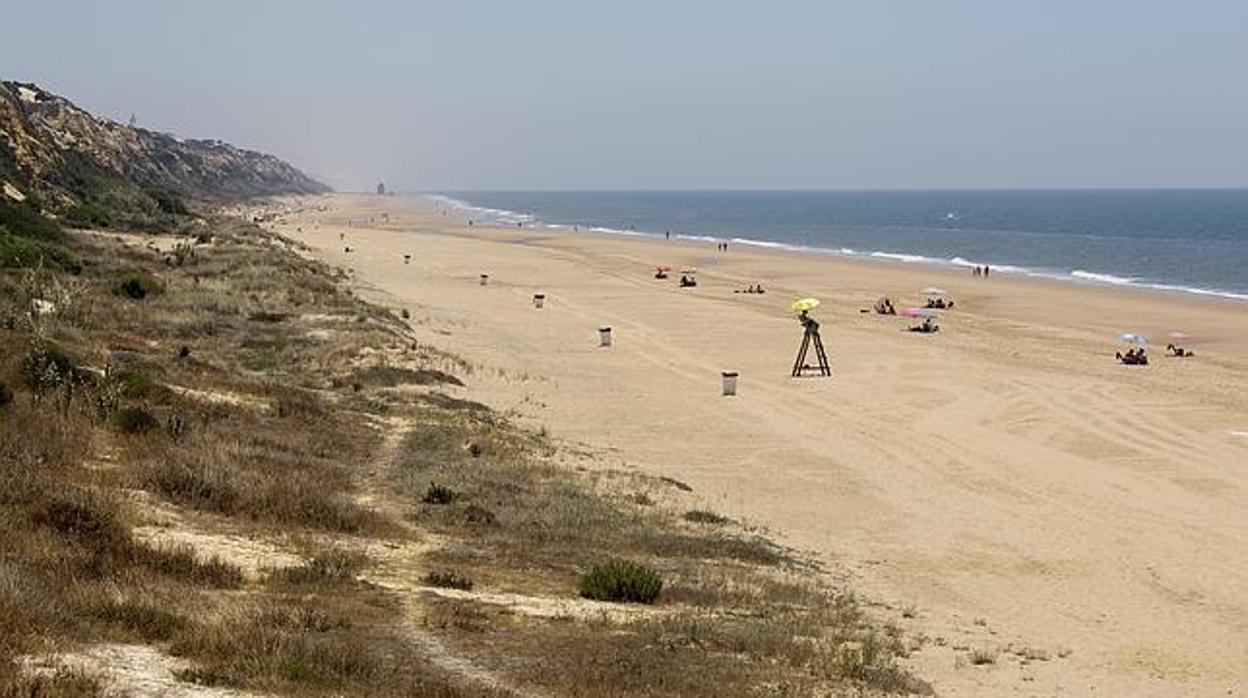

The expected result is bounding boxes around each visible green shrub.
[422,482,457,505]
[423,571,473,591]
[115,273,163,300]
[0,227,81,271]
[118,369,157,398]
[111,407,159,434]
[578,559,663,604]
[145,187,188,215]
[0,198,64,242]
[63,202,115,228]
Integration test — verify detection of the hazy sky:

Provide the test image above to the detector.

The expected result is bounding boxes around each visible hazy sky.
[4,1,1247,191]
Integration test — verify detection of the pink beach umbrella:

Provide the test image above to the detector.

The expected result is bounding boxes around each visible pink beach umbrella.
[900,307,936,318]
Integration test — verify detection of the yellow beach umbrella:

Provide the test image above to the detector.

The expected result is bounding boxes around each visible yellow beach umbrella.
[791,297,820,313]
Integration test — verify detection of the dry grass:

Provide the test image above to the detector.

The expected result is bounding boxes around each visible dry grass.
[0,213,928,695]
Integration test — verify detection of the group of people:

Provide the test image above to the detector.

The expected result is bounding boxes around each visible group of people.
[924,297,954,309]
[1116,347,1149,365]
[716,241,730,252]
[872,297,897,315]
[734,284,766,294]
[679,274,698,288]
[972,265,991,277]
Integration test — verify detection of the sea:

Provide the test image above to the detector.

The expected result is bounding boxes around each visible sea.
[425,190,1248,301]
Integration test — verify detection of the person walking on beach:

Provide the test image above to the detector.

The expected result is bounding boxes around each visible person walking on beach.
[984,265,990,278]
[665,230,670,240]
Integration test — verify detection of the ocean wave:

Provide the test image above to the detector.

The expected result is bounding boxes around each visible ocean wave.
[423,194,1247,302]
[869,251,931,264]
[1070,270,1137,285]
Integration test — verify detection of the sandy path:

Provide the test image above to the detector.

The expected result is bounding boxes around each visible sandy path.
[278,194,1247,696]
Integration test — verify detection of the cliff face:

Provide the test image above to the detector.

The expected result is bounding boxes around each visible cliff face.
[0,80,328,218]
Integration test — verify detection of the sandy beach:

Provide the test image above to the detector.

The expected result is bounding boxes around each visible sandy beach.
[280,193,1247,696]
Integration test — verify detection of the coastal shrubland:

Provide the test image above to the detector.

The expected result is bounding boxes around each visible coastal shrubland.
[0,209,928,696]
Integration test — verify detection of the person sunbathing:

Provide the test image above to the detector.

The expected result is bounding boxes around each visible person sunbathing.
[1117,348,1149,365]
[655,270,668,279]
[909,318,939,333]
[1166,343,1193,357]
[874,298,896,315]
[679,275,697,288]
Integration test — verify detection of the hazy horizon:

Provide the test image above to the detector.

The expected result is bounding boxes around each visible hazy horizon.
[5,1,1247,191]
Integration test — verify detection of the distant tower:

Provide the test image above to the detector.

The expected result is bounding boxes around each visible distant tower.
[376,181,386,196]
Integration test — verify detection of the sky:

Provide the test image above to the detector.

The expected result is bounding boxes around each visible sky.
[4,1,1247,191]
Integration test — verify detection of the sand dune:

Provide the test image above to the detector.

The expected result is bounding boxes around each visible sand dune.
[281,194,1247,696]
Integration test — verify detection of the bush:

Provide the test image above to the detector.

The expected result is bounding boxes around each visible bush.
[94,599,187,641]
[63,202,115,228]
[0,227,81,272]
[132,542,244,588]
[0,198,64,242]
[19,343,77,394]
[683,510,729,525]
[578,559,663,604]
[116,273,163,300]
[422,482,457,505]
[32,489,129,553]
[143,458,239,514]
[270,549,367,586]
[423,571,473,591]
[111,407,158,434]
[145,188,188,215]
[117,369,159,398]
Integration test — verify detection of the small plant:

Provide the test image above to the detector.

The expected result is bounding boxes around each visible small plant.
[629,492,654,506]
[94,599,187,641]
[423,570,474,591]
[683,509,729,525]
[461,504,497,525]
[111,406,158,434]
[969,649,997,665]
[578,559,663,604]
[422,482,457,505]
[115,273,163,300]
[118,369,157,397]
[270,549,367,585]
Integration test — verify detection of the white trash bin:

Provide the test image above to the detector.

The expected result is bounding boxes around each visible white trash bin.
[533,294,546,308]
[599,327,612,347]
[722,371,739,396]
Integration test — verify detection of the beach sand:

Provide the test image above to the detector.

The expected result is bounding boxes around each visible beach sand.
[279,194,1247,696]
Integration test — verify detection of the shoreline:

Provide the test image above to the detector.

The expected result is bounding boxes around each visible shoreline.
[281,193,1248,696]
[424,191,1248,304]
